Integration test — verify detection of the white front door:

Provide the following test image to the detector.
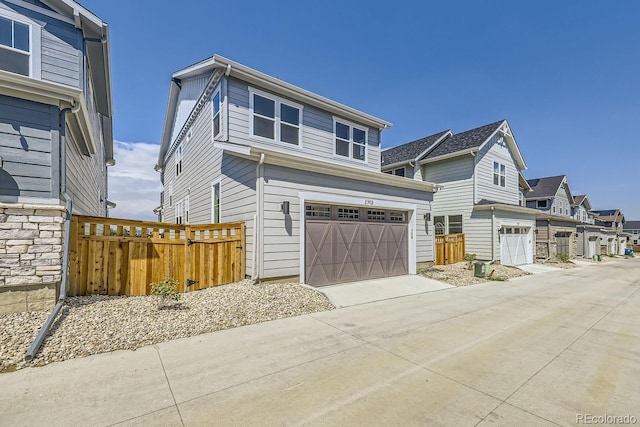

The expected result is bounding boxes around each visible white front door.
[500,227,532,266]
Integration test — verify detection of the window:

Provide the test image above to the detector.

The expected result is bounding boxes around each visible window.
[519,192,524,206]
[212,91,221,137]
[367,210,386,221]
[184,196,189,224]
[448,215,463,234]
[0,16,30,76]
[337,207,359,220]
[335,119,367,162]
[434,215,445,235]
[305,205,331,218]
[493,162,506,187]
[250,89,302,145]
[389,211,407,223]
[537,200,548,208]
[211,182,220,224]
[175,144,183,176]
[168,182,173,206]
[393,167,405,177]
[175,200,183,224]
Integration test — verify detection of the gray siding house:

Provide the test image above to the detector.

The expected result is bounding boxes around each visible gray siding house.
[572,195,602,258]
[525,175,579,259]
[0,0,113,313]
[156,55,437,286]
[592,209,627,255]
[383,120,537,266]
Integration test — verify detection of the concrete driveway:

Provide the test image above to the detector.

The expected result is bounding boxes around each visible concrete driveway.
[314,274,452,307]
[0,258,638,426]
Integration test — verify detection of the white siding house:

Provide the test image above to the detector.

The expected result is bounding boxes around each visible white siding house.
[157,55,438,286]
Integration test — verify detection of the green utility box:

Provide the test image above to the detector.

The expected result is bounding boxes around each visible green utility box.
[593,254,602,262]
[474,261,491,278]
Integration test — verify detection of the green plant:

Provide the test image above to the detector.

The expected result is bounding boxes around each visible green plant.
[556,253,570,263]
[150,277,181,307]
[464,253,477,270]
[608,253,616,258]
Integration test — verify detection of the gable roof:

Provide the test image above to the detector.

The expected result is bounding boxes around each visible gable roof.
[414,119,527,170]
[592,209,624,223]
[525,175,574,203]
[157,55,392,168]
[572,194,592,210]
[381,130,450,167]
[624,220,640,230]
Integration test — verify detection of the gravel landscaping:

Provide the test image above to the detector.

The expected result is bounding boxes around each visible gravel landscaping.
[419,261,529,286]
[535,259,578,269]
[0,281,333,373]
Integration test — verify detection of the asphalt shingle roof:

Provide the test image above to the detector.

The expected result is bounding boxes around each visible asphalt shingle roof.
[624,220,640,230]
[525,175,565,199]
[381,130,449,166]
[573,195,586,206]
[422,120,505,160]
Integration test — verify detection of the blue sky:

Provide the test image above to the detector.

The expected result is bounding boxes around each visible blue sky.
[82,0,640,219]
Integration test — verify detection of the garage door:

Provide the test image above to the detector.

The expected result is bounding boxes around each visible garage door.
[305,204,409,286]
[588,237,597,258]
[556,232,572,256]
[500,227,531,266]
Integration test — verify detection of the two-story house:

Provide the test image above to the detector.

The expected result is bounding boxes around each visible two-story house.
[0,0,113,313]
[623,220,640,250]
[382,120,537,266]
[524,175,579,259]
[156,55,438,287]
[572,195,602,258]
[592,209,627,255]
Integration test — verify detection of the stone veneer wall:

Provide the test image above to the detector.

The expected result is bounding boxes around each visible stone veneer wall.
[0,203,65,314]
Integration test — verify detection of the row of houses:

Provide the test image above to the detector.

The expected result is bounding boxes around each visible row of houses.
[154,55,633,287]
[0,1,635,313]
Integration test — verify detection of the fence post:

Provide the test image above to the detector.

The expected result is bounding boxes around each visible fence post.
[184,224,191,293]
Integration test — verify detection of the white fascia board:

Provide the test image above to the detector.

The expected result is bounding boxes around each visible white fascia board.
[157,80,181,168]
[0,70,81,106]
[175,55,392,130]
[534,212,581,223]
[213,142,252,156]
[474,204,539,216]
[476,120,527,170]
[381,160,410,170]
[418,148,477,165]
[415,130,453,161]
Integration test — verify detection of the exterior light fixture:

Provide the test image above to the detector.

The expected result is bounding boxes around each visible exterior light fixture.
[281,201,290,215]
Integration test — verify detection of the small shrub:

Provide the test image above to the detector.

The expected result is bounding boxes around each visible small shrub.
[150,277,181,308]
[556,253,570,263]
[464,253,477,270]
[608,253,616,258]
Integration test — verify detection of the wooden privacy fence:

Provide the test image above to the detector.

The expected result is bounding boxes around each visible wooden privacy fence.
[67,215,245,296]
[435,233,465,265]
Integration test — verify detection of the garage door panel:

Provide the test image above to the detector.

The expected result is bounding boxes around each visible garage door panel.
[500,228,531,266]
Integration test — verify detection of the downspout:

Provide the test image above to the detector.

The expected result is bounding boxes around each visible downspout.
[252,153,265,282]
[491,207,495,261]
[25,102,79,362]
[547,219,552,259]
[470,152,477,204]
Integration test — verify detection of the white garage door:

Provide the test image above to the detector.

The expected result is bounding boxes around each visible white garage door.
[500,227,532,266]
[588,238,597,258]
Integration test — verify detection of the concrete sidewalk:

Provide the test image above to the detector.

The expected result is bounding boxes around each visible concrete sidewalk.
[1,258,638,426]
[314,274,452,307]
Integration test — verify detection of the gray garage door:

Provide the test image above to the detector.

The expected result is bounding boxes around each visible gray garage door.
[305,204,408,287]
[556,232,572,256]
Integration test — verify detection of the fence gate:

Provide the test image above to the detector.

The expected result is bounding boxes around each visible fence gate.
[435,234,465,265]
[68,216,245,296]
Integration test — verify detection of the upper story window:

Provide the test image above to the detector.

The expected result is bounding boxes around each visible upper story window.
[384,167,405,177]
[0,16,30,76]
[250,89,302,146]
[175,144,183,176]
[175,200,183,224]
[537,200,548,208]
[335,119,367,162]
[212,90,221,138]
[493,162,506,187]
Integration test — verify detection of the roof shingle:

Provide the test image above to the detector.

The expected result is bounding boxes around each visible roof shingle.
[525,175,566,199]
[422,120,505,160]
[381,130,449,166]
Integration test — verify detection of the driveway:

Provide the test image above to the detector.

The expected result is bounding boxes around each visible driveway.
[0,258,638,426]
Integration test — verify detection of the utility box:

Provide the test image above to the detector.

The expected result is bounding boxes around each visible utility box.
[474,261,491,278]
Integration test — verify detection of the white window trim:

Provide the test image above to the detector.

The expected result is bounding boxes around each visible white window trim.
[248,87,304,148]
[211,179,222,224]
[492,161,506,187]
[332,116,369,164]
[298,191,417,283]
[0,8,42,79]
[168,181,173,207]
[211,87,222,140]
[175,200,183,224]
[175,143,183,177]
[184,195,189,224]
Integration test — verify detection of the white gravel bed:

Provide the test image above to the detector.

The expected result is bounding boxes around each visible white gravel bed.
[419,262,529,286]
[535,260,577,269]
[0,280,333,373]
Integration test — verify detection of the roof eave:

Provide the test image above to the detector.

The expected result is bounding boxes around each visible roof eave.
[419,148,477,165]
[473,203,539,216]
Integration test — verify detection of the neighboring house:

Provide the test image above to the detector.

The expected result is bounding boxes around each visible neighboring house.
[384,119,537,266]
[572,195,601,258]
[525,175,579,259]
[623,220,640,250]
[0,0,113,314]
[156,55,438,286]
[592,209,627,255]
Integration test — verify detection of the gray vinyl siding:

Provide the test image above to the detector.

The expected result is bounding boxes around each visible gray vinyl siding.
[261,164,433,278]
[551,186,572,217]
[226,77,381,173]
[474,133,519,205]
[161,88,255,276]
[64,124,105,215]
[0,95,57,201]
[2,1,82,88]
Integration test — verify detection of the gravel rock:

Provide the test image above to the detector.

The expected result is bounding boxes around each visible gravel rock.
[0,280,333,373]
[535,260,577,269]
[419,261,529,287]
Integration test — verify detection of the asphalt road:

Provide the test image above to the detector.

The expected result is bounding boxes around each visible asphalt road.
[1,258,638,426]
